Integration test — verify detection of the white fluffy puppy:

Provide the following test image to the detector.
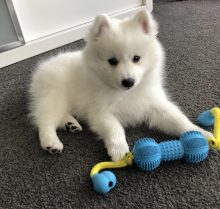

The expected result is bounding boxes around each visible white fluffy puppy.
[29,10,213,162]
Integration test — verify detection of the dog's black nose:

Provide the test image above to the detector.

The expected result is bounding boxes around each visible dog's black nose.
[122,78,135,88]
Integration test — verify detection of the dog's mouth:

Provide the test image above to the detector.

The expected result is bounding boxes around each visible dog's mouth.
[121,84,136,91]
[110,80,136,91]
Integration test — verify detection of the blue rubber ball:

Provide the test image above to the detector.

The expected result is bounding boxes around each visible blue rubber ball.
[92,171,116,194]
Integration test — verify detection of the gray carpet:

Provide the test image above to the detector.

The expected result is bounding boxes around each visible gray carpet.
[1,0,220,208]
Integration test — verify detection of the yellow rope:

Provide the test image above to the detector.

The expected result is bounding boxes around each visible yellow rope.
[90,152,134,178]
[208,107,220,149]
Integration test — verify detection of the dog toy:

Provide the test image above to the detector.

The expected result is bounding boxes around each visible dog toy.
[199,107,220,149]
[90,152,134,194]
[91,131,209,194]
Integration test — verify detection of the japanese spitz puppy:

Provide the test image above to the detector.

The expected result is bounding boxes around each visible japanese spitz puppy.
[29,10,213,162]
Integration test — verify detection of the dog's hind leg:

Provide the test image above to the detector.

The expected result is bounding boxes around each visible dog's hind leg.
[60,114,82,133]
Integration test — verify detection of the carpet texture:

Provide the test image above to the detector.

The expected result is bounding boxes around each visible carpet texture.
[1,0,220,208]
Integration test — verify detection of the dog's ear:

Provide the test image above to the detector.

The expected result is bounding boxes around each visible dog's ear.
[85,14,110,42]
[133,10,158,36]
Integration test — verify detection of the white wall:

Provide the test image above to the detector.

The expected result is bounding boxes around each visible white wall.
[13,0,142,42]
[0,0,153,68]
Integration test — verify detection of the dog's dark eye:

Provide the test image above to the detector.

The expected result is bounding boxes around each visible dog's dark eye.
[133,56,140,63]
[108,58,118,66]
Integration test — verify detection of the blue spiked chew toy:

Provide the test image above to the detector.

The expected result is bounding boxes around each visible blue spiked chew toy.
[133,131,209,171]
[90,131,209,194]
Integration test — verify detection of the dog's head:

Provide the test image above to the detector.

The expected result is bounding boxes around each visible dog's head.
[83,10,162,90]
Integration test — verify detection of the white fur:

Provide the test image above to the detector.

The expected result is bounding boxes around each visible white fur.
[29,10,213,161]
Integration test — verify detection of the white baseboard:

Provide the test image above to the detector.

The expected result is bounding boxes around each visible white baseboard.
[0,2,153,68]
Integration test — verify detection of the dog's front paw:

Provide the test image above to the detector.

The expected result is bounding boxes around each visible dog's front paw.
[201,130,214,140]
[107,142,129,162]
[190,126,214,140]
[41,139,63,154]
